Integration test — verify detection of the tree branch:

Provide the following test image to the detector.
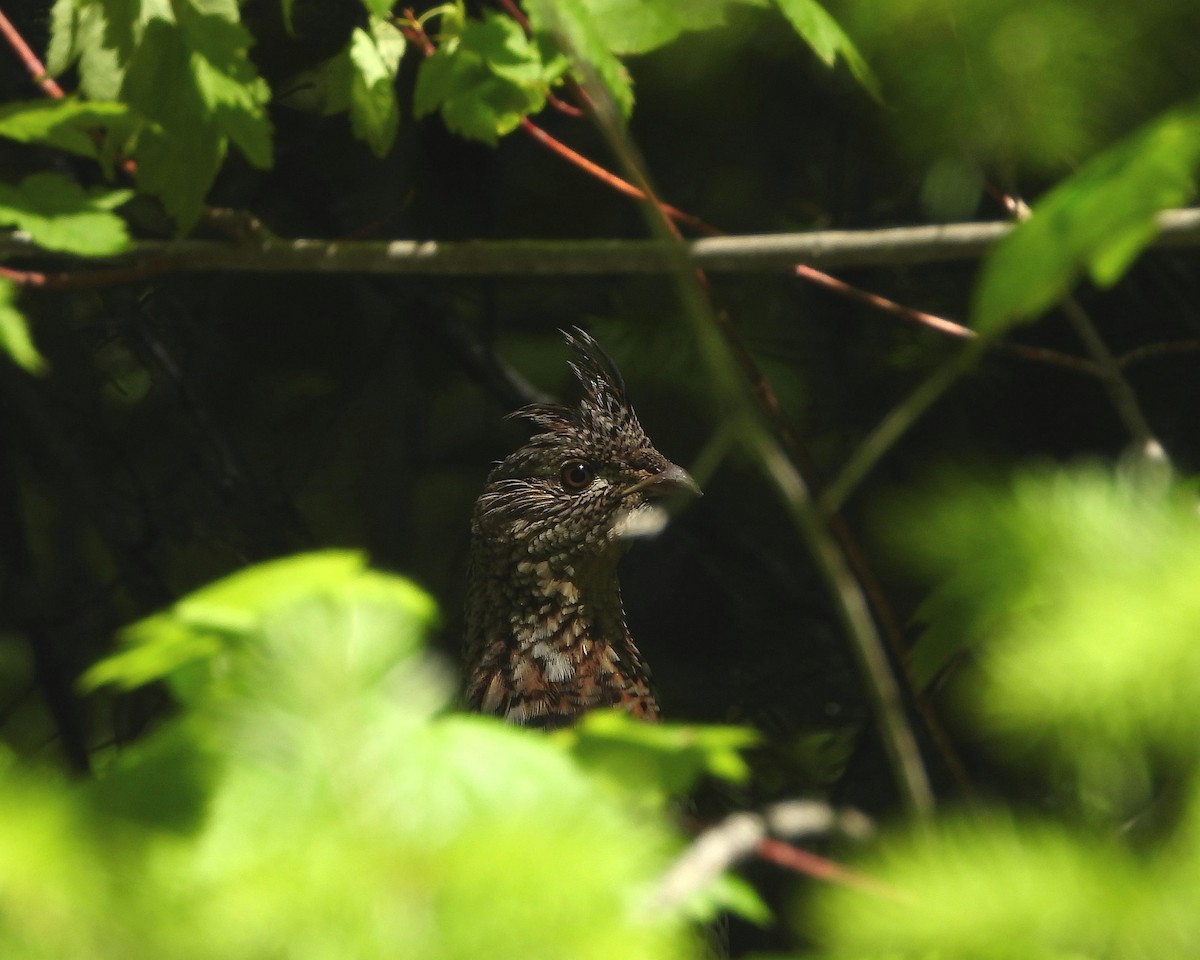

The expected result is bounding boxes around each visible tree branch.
[0,9,66,99]
[651,801,879,911]
[3,207,1198,278]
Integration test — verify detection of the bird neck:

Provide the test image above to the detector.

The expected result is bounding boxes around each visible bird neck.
[463,534,660,726]
[467,546,630,653]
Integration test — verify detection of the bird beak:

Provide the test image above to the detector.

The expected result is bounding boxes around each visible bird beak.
[613,462,701,541]
[642,462,702,499]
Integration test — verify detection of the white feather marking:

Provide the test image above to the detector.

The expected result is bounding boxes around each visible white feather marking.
[544,654,575,683]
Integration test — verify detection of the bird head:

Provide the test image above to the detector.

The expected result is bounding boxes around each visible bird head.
[473,328,699,565]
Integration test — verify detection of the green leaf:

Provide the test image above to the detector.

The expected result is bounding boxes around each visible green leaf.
[347,21,404,156]
[771,0,881,100]
[0,172,132,255]
[894,466,1200,823]
[973,101,1200,334]
[82,551,439,705]
[524,0,634,117]
[86,720,219,834]
[816,816,1147,960]
[360,0,397,17]
[120,3,272,229]
[555,710,759,805]
[277,16,404,155]
[0,279,48,375]
[370,12,408,69]
[10,551,728,958]
[415,12,564,145]
[81,612,222,693]
[413,45,455,118]
[0,99,137,163]
[688,872,773,926]
[178,4,273,169]
[47,0,129,101]
[572,0,712,56]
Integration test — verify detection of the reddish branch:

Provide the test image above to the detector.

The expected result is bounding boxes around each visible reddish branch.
[0,9,65,99]
[518,105,1093,384]
[517,120,723,236]
[397,9,435,56]
[756,838,905,899]
[0,260,174,289]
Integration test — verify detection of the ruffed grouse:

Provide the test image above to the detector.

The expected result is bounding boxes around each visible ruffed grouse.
[463,329,699,728]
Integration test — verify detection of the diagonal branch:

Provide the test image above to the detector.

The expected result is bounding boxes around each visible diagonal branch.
[1060,295,1165,454]
[0,9,66,99]
[564,40,937,816]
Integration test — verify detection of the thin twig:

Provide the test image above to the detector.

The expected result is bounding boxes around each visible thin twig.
[565,38,937,815]
[1116,338,1200,368]
[0,260,176,289]
[0,9,66,98]
[756,838,902,899]
[419,315,556,408]
[820,348,981,516]
[519,119,721,236]
[1060,295,1163,450]
[757,439,936,813]
[652,800,878,910]
[792,262,1101,377]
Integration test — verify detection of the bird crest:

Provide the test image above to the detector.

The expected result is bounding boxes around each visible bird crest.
[510,328,642,442]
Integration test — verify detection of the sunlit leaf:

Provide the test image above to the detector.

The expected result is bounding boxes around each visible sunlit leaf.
[688,872,772,926]
[0,279,47,375]
[845,0,1173,175]
[120,2,272,229]
[346,20,404,156]
[415,11,567,144]
[525,0,634,117]
[772,0,881,100]
[360,0,396,16]
[556,709,759,805]
[815,816,1151,960]
[973,102,1200,333]
[573,0,730,55]
[82,551,439,705]
[896,466,1200,808]
[0,172,132,255]
[80,612,221,693]
[0,99,137,162]
[47,0,127,100]
[24,554,715,959]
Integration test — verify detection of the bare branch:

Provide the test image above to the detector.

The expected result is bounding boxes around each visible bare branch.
[1060,296,1164,450]
[651,801,876,911]
[0,9,66,99]
[2,207,1198,278]
[1117,338,1200,368]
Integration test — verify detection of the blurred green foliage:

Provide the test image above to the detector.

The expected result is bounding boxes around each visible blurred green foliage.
[2,0,1200,956]
[414,11,569,145]
[0,551,760,958]
[0,278,45,374]
[973,100,1200,331]
[815,468,1200,957]
[845,0,1200,177]
[0,173,131,255]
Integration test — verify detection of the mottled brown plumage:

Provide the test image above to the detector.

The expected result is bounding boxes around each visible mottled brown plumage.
[463,329,699,728]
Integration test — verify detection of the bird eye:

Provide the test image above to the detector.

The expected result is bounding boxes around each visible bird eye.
[560,460,596,491]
